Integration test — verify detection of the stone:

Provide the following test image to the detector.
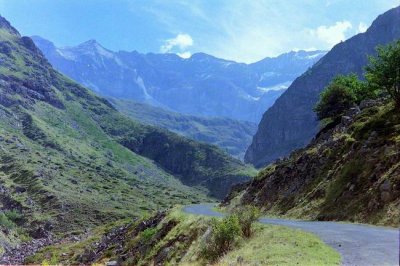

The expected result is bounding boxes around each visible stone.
[381,191,392,203]
[380,180,391,192]
[359,99,378,110]
[346,106,361,117]
[237,256,244,264]
[106,261,118,266]
[341,116,352,126]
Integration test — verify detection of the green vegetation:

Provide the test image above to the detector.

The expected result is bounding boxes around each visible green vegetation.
[200,206,261,262]
[314,76,358,121]
[366,40,400,107]
[233,206,261,238]
[201,215,242,262]
[218,224,340,266]
[28,207,340,266]
[315,40,400,121]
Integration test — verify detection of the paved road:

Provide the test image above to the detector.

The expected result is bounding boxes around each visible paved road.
[183,204,399,266]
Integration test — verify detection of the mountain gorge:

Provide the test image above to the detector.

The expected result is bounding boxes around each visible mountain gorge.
[0,14,255,256]
[245,6,400,167]
[31,36,325,123]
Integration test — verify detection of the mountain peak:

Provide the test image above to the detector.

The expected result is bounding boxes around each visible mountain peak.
[71,39,114,58]
[77,39,102,48]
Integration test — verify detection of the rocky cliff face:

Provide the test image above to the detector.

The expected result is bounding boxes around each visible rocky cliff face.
[32,36,325,123]
[226,100,400,226]
[245,6,400,167]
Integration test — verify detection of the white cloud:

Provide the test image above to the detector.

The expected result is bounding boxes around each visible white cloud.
[177,51,192,58]
[160,33,193,53]
[311,21,353,47]
[358,22,368,33]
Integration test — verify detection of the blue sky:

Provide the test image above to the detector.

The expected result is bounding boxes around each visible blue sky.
[0,0,398,62]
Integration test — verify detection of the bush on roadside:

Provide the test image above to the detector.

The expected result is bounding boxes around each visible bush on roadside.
[200,214,241,262]
[233,205,261,238]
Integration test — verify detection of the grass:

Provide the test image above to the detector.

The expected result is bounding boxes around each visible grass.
[218,223,340,266]
[26,207,340,265]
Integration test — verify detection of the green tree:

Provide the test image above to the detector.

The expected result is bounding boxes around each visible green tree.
[314,78,356,121]
[366,40,400,107]
[331,74,374,103]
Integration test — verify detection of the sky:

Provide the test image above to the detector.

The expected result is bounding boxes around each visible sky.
[0,0,398,63]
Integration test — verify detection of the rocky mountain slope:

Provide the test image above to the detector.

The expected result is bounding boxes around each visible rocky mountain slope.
[226,100,400,226]
[110,98,257,159]
[0,15,255,253]
[245,6,400,167]
[31,36,325,123]
[26,207,338,266]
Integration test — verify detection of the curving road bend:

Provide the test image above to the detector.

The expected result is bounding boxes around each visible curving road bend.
[183,204,399,266]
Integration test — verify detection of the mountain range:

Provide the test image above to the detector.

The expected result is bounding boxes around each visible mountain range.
[31,36,326,123]
[245,6,400,167]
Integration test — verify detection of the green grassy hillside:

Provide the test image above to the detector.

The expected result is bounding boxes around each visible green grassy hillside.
[110,99,257,159]
[0,15,254,253]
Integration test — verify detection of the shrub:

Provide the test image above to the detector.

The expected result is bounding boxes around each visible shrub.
[0,213,15,229]
[314,79,356,121]
[201,215,241,261]
[234,206,261,238]
[366,40,400,107]
[5,210,22,223]
[331,74,375,103]
[140,227,158,243]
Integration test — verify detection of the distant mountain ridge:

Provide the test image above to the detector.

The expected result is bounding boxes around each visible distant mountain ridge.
[111,98,257,159]
[31,36,326,123]
[245,6,400,167]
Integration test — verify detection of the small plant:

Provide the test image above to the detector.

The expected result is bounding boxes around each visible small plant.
[234,205,261,238]
[5,210,22,223]
[0,212,15,229]
[140,227,158,243]
[201,215,241,262]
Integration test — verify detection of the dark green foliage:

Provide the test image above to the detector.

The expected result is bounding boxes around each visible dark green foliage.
[233,205,261,238]
[314,78,356,120]
[140,227,158,243]
[201,215,241,262]
[366,40,400,107]
[0,211,21,229]
[330,74,375,103]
